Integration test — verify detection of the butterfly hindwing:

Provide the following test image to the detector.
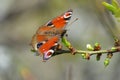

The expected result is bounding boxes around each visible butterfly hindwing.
[37,36,59,60]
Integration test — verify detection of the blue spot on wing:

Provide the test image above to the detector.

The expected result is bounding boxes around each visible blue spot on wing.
[37,42,43,48]
[46,21,53,26]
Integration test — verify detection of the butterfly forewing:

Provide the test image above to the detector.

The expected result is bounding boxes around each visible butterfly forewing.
[46,9,73,28]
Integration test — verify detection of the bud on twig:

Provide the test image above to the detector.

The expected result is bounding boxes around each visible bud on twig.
[107,53,113,59]
[96,53,102,61]
[85,53,90,60]
[104,58,110,67]
[94,43,101,51]
[86,44,94,51]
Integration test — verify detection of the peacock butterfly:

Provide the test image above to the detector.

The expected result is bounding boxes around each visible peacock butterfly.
[31,9,73,61]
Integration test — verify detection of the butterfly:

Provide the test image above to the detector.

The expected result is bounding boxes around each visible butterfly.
[31,9,73,61]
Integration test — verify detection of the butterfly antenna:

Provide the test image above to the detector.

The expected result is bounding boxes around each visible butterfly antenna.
[67,18,78,28]
[63,18,78,37]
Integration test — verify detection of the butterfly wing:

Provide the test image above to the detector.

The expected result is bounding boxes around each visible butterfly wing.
[36,9,73,36]
[37,36,59,60]
[45,9,73,29]
[31,9,73,57]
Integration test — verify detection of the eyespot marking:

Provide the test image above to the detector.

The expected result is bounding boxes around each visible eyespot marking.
[43,49,54,60]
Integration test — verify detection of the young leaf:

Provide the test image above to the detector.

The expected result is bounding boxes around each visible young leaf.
[61,37,71,48]
[102,2,117,14]
[115,8,120,17]
[112,0,119,9]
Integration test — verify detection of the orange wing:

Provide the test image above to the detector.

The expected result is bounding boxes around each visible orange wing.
[37,36,59,60]
[45,9,73,29]
[38,36,59,54]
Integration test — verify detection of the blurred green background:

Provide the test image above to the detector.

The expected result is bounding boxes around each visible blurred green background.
[0,0,120,80]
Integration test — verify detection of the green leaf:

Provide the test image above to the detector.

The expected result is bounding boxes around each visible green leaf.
[115,8,120,17]
[112,0,119,9]
[61,37,71,48]
[102,2,117,14]
[102,0,120,18]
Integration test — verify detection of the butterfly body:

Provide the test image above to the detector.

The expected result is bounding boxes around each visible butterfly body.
[31,9,73,60]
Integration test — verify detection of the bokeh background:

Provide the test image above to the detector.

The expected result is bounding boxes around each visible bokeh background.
[0,0,120,80]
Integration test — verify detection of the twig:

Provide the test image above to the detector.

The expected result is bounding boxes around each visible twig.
[53,46,120,57]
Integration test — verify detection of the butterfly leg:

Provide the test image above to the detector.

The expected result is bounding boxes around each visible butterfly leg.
[56,43,62,50]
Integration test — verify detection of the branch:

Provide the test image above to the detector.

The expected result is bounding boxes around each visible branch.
[52,36,120,67]
[53,46,120,56]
